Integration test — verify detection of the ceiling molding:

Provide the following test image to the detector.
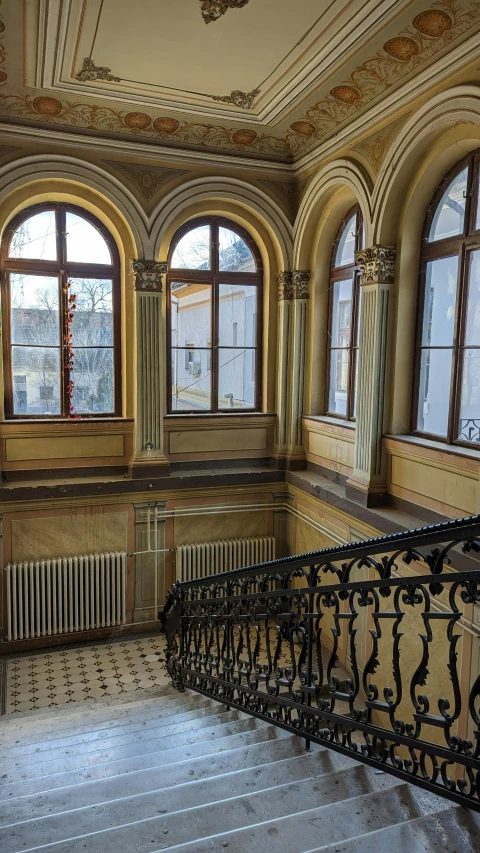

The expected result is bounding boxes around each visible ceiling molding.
[213,89,260,109]
[199,0,250,25]
[32,0,419,126]
[0,123,294,176]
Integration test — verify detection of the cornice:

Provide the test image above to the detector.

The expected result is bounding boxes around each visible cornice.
[0,123,294,176]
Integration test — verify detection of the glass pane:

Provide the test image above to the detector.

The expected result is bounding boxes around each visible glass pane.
[335,214,356,267]
[9,210,57,261]
[328,349,349,416]
[170,282,211,347]
[458,349,480,444]
[416,348,452,437]
[429,167,468,242]
[10,274,59,346]
[465,251,480,345]
[330,279,353,347]
[71,348,114,414]
[66,213,112,265]
[171,225,210,270]
[171,349,211,412]
[68,279,113,346]
[421,257,458,347]
[218,348,255,409]
[219,284,257,347]
[11,346,61,415]
[355,287,362,346]
[219,226,256,272]
[476,186,480,231]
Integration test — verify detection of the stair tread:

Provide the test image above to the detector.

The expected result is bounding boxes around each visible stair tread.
[2,704,234,766]
[0,712,261,781]
[307,805,480,852]
[0,690,212,750]
[0,721,285,800]
[4,777,447,853]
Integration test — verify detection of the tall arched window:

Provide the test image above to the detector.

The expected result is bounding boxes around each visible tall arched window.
[167,217,262,413]
[1,204,121,418]
[414,152,480,446]
[325,205,363,420]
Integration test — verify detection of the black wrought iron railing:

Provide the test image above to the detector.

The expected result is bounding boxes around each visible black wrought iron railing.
[163,514,480,811]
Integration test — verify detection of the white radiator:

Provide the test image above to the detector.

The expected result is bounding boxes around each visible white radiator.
[5,553,127,642]
[176,536,276,582]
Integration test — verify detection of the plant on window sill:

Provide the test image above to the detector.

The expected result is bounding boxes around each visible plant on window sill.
[63,282,82,421]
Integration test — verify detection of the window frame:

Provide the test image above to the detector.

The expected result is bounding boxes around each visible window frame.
[1,202,122,420]
[412,150,480,448]
[325,204,363,422]
[166,216,263,415]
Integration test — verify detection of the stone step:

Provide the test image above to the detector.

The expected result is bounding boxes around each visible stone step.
[0,711,258,781]
[2,703,232,766]
[0,749,348,846]
[144,784,451,853]
[0,685,183,744]
[310,806,480,853]
[0,736,339,824]
[0,691,214,753]
[6,776,444,853]
[0,720,283,800]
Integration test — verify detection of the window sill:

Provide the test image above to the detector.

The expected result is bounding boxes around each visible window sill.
[303,415,356,431]
[164,412,274,420]
[384,433,480,462]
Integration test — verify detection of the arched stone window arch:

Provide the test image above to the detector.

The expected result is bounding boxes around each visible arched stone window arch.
[166,216,263,413]
[413,152,480,446]
[1,203,121,418]
[325,204,363,420]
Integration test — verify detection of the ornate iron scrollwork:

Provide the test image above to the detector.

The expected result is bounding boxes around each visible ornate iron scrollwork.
[163,514,480,811]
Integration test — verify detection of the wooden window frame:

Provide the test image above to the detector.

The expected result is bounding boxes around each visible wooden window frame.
[412,150,480,449]
[325,205,363,421]
[166,216,263,415]
[1,202,121,420]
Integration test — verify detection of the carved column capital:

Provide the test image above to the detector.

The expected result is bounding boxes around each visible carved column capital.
[277,271,294,301]
[293,270,310,299]
[355,246,396,285]
[131,260,168,292]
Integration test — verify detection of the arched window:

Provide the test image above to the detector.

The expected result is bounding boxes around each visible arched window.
[1,204,121,418]
[167,217,262,413]
[325,205,363,419]
[414,152,480,446]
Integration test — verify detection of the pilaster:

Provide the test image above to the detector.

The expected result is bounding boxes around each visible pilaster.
[347,246,396,507]
[272,272,293,467]
[286,271,310,469]
[131,260,170,479]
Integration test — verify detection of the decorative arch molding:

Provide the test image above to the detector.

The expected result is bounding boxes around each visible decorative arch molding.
[150,177,293,271]
[0,155,148,258]
[294,159,373,270]
[374,86,480,245]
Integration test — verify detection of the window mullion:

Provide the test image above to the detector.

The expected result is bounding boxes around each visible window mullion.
[451,243,470,444]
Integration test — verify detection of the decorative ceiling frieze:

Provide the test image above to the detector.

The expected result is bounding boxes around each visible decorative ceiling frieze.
[104,160,189,201]
[76,58,121,83]
[200,0,250,25]
[213,88,260,109]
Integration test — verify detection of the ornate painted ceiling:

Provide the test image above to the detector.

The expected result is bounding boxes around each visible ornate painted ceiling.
[0,0,479,163]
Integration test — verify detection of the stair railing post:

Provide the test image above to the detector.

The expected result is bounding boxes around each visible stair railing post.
[305,563,314,751]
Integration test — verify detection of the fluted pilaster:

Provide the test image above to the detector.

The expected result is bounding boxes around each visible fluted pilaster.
[131,260,169,477]
[347,246,396,506]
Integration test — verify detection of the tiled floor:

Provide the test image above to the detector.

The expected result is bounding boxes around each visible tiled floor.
[2,634,168,715]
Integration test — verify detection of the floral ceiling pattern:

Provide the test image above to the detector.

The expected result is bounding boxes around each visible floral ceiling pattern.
[0,0,479,162]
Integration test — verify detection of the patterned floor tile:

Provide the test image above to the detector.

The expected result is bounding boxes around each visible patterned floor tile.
[2,633,168,714]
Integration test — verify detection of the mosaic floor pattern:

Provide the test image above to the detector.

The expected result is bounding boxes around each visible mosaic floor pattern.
[2,634,168,715]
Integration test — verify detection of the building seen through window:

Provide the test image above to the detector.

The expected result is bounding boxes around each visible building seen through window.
[168,217,262,413]
[1,204,120,418]
[326,206,363,420]
[414,152,480,447]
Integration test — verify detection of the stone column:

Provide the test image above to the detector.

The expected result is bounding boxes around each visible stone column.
[286,271,311,469]
[272,272,293,468]
[131,260,170,479]
[346,246,396,506]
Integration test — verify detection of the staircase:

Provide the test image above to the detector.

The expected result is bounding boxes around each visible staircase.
[1,685,480,853]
